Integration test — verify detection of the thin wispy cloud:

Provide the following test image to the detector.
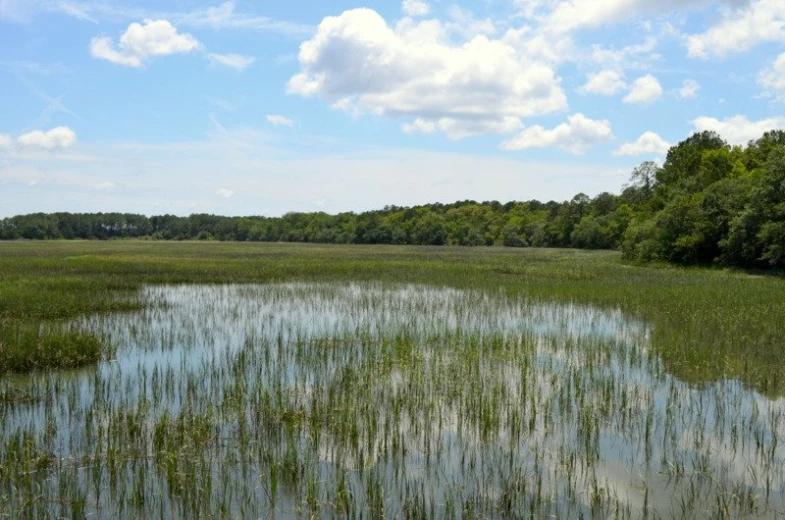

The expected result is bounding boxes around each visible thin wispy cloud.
[206,52,255,70]
[2,0,312,38]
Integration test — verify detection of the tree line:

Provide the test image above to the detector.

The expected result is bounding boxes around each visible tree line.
[2,130,784,269]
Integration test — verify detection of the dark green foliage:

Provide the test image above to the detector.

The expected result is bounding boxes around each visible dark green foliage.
[624,130,785,267]
[722,147,785,267]
[0,201,610,249]
[655,131,728,196]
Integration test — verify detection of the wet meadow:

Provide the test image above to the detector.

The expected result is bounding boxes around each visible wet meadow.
[1,241,784,518]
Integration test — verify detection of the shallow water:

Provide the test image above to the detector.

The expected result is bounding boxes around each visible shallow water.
[1,283,784,518]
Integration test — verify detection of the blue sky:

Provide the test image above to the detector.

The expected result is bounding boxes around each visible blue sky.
[1,0,784,217]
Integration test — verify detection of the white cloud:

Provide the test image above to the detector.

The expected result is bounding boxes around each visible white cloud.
[287,8,567,139]
[499,113,613,154]
[579,69,627,96]
[623,74,663,104]
[613,131,670,156]
[0,134,13,151]
[686,0,785,58]
[17,126,77,149]
[679,79,700,99]
[206,52,255,70]
[402,0,430,17]
[267,115,295,127]
[691,115,785,145]
[759,53,785,103]
[90,19,200,67]
[216,188,235,198]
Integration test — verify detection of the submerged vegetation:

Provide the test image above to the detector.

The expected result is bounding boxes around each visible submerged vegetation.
[0,242,784,517]
[3,130,785,270]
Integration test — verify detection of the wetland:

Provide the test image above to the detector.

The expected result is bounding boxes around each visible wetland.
[1,242,784,518]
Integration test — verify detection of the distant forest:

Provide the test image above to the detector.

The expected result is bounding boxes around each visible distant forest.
[3,130,785,269]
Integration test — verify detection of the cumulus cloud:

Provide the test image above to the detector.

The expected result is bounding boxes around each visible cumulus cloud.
[267,115,295,127]
[679,79,700,99]
[623,74,663,104]
[499,113,613,154]
[207,52,255,70]
[402,0,430,17]
[287,8,567,139]
[17,127,77,149]
[759,53,785,103]
[216,188,234,198]
[0,134,13,151]
[686,0,785,58]
[691,115,785,145]
[613,131,670,156]
[579,70,627,96]
[90,19,200,67]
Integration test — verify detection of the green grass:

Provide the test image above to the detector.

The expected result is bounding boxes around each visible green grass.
[0,241,782,393]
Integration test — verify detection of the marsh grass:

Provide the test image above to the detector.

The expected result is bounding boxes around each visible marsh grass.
[0,242,784,518]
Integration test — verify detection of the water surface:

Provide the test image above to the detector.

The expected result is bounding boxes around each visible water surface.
[1,283,783,518]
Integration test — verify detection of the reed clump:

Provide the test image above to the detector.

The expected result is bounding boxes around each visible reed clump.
[0,322,103,372]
